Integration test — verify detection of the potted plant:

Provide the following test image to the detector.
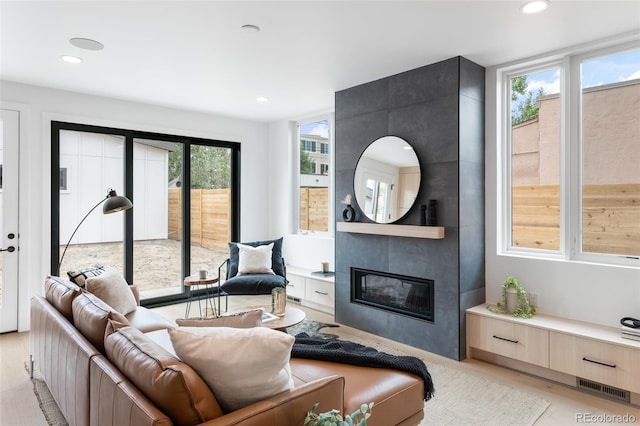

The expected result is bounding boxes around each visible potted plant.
[489,276,536,318]
[305,402,373,426]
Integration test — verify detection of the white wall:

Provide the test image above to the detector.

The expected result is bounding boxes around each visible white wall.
[484,69,640,329]
[1,80,270,331]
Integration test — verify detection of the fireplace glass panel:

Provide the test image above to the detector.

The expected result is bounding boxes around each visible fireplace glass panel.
[351,268,434,322]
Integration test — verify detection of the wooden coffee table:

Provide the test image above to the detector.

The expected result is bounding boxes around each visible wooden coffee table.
[228,305,306,332]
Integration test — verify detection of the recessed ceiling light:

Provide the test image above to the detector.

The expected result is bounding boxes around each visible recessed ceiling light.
[521,0,549,14]
[241,24,261,33]
[69,37,104,51]
[60,55,83,64]
[256,97,268,103]
[403,146,413,150]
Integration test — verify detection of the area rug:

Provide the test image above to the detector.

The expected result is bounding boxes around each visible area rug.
[24,363,68,426]
[287,318,340,338]
[325,328,551,426]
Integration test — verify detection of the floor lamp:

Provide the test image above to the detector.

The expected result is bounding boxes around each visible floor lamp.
[58,188,133,272]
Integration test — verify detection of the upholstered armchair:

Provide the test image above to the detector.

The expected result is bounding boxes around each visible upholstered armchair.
[217,237,287,312]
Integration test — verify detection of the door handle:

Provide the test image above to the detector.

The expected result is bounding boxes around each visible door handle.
[0,246,15,253]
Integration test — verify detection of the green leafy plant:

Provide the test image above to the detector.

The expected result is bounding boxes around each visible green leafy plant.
[488,276,536,318]
[305,402,373,426]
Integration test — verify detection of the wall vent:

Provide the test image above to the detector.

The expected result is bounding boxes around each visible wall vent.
[287,296,301,304]
[576,378,630,403]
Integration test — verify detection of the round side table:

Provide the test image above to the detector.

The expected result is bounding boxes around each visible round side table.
[183,274,219,318]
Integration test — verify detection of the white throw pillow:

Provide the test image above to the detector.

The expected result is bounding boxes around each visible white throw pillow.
[237,242,275,275]
[168,326,294,412]
[85,269,137,315]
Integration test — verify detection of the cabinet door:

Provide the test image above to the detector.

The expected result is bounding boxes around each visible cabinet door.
[286,274,306,299]
[468,314,549,367]
[551,332,639,393]
[306,279,334,308]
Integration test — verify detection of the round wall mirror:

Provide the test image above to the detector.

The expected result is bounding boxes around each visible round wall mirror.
[353,136,421,223]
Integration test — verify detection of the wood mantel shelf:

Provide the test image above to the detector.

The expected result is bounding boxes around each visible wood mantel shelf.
[336,222,445,239]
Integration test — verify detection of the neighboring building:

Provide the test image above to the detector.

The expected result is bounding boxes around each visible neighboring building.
[59,130,172,245]
[300,133,330,188]
[512,79,640,185]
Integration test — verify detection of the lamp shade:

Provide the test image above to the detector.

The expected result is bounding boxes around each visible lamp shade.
[103,189,133,214]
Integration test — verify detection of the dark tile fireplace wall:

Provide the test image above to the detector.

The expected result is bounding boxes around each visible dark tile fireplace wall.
[334,56,485,360]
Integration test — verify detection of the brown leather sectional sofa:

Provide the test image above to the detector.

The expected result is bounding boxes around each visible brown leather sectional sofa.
[30,276,425,426]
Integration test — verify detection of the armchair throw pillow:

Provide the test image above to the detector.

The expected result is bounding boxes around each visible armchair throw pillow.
[237,242,275,275]
[169,326,295,412]
[227,237,284,278]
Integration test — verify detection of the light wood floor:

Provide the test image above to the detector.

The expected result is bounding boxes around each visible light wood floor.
[2,295,639,425]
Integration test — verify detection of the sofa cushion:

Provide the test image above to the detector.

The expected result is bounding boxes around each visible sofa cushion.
[72,292,129,353]
[228,237,284,278]
[125,306,176,333]
[220,274,286,295]
[86,269,137,315]
[175,308,263,328]
[104,322,222,426]
[169,326,294,412]
[44,276,82,322]
[67,264,105,287]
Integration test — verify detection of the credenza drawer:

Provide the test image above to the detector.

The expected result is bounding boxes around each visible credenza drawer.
[550,332,640,393]
[468,314,549,367]
[306,279,334,308]
[286,274,306,299]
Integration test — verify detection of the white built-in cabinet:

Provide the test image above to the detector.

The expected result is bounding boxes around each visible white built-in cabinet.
[285,266,335,315]
[467,304,640,403]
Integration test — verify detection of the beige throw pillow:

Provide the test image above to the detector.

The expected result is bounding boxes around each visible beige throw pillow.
[176,309,263,328]
[237,242,275,275]
[169,326,294,412]
[86,269,137,315]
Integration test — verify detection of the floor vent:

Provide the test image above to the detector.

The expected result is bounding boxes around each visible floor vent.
[576,377,630,403]
[287,296,301,304]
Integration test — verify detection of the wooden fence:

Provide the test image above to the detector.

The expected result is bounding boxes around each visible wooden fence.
[300,187,329,232]
[512,184,639,255]
[168,189,231,250]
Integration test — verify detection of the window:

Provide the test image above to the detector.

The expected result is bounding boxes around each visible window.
[301,139,316,153]
[501,44,640,265]
[297,118,331,234]
[508,66,561,251]
[580,51,640,258]
[51,122,240,307]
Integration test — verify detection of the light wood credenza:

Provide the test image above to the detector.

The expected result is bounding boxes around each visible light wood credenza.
[467,304,640,405]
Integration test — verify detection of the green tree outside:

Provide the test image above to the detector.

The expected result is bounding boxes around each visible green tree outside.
[300,143,313,174]
[168,145,231,189]
[511,75,545,125]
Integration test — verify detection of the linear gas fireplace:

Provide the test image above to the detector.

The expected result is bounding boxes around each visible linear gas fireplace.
[351,267,434,322]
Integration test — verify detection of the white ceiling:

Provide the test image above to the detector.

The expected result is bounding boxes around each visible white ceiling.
[2,1,639,123]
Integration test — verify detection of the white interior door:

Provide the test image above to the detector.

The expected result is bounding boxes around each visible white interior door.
[0,109,19,333]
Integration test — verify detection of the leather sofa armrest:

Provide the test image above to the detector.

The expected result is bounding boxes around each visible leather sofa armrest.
[198,375,345,426]
[129,286,141,305]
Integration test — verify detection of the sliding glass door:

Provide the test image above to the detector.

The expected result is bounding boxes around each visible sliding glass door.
[51,122,240,307]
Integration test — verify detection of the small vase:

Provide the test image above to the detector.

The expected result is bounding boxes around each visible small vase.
[342,205,355,222]
[271,287,286,316]
[505,286,518,313]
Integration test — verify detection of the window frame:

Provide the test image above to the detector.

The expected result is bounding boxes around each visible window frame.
[498,41,640,267]
[293,114,334,236]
